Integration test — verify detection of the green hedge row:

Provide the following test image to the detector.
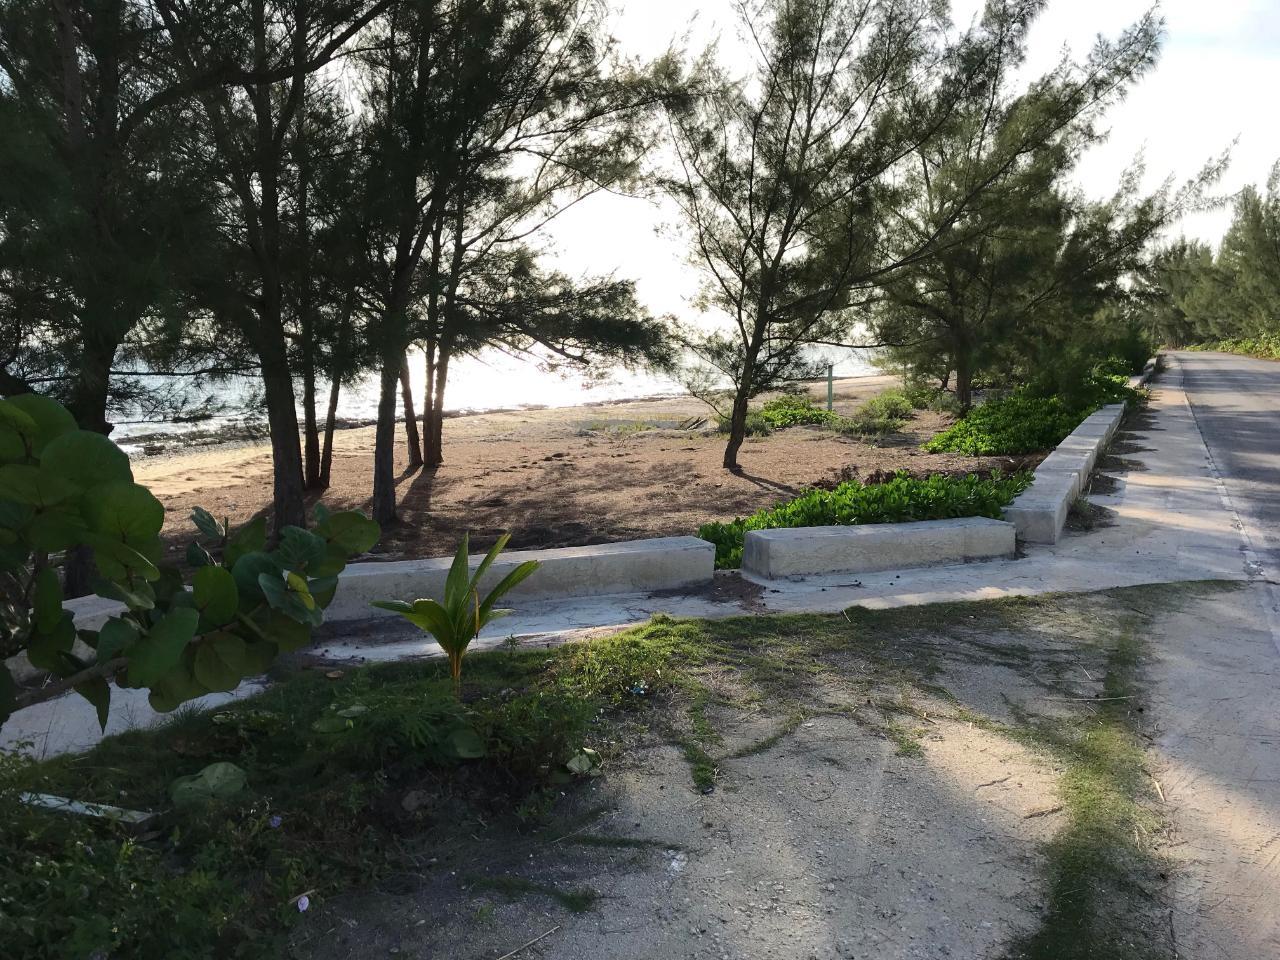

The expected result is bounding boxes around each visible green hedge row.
[1187,335,1280,360]
[697,470,1032,569]
[924,374,1136,457]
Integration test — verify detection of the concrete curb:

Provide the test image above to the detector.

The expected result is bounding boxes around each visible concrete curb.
[742,517,1016,579]
[1002,355,1158,544]
[326,536,715,620]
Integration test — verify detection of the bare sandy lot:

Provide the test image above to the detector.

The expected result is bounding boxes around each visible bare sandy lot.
[136,376,1025,560]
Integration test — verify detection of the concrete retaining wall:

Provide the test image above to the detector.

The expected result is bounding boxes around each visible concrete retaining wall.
[742,517,1016,579]
[1002,355,1157,544]
[326,536,715,620]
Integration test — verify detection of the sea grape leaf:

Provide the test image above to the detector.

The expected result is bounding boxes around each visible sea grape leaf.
[41,429,132,490]
[192,565,238,628]
[169,761,247,809]
[316,511,379,555]
[127,607,200,687]
[194,632,248,692]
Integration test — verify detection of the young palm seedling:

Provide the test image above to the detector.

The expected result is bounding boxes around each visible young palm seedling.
[371,533,539,696]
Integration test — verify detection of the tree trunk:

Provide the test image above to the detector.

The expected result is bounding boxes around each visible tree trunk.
[722,386,751,470]
[295,97,321,489]
[425,345,450,467]
[65,324,118,597]
[400,357,423,470]
[302,361,322,488]
[954,351,973,413]
[370,356,401,525]
[261,358,307,531]
[68,328,116,436]
[424,340,440,468]
[319,373,341,489]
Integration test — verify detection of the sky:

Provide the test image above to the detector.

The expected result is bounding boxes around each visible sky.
[543,0,1280,333]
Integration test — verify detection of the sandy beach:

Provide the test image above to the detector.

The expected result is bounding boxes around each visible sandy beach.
[136,375,1026,560]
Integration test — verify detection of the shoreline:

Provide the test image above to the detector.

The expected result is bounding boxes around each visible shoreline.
[122,375,886,464]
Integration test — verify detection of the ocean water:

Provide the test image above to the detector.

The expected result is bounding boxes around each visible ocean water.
[111,344,879,455]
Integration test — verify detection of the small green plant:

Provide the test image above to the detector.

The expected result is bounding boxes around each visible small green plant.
[372,533,539,696]
[837,388,915,436]
[697,470,1032,568]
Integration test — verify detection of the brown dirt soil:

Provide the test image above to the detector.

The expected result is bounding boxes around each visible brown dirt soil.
[135,375,1022,560]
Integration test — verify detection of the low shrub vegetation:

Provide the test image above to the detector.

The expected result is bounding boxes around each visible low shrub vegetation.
[2,620,706,958]
[1187,334,1280,360]
[757,393,839,428]
[925,370,1136,456]
[696,469,1032,568]
[837,388,914,436]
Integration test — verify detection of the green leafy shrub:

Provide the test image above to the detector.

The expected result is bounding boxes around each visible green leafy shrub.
[924,370,1136,457]
[924,394,1081,456]
[0,393,379,729]
[837,388,914,436]
[1188,335,1280,360]
[716,410,773,436]
[757,393,838,428]
[696,470,1032,568]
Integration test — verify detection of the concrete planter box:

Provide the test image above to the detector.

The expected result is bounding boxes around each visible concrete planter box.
[741,517,1016,579]
[327,536,715,620]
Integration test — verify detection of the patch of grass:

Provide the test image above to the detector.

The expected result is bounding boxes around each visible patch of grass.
[1004,612,1170,960]
[883,721,925,757]
[468,875,600,913]
[725,711,806,760]
[697,469,1033,569]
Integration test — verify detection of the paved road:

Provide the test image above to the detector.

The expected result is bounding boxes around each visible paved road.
[1150,352,1280,960]
[1175,350,1280,567]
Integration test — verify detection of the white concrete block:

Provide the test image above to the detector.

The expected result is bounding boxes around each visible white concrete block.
[328,536,716,620]
[741,517,1016,579]
[1003,472,1076,544]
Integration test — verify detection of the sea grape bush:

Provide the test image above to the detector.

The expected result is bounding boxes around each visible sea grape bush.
[923,394,1083,456]
[924,372,1136,456]
[838,388,915,436]
[697,470,1032,568]
[0,393,379,729]
[757,394,839,428]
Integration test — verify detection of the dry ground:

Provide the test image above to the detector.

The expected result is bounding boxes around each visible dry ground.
[291,586,1186,960]
[135,376,1024,559]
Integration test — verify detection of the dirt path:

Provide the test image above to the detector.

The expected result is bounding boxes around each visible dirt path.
[1146,583,1280,960]
[294,589,1177,960]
